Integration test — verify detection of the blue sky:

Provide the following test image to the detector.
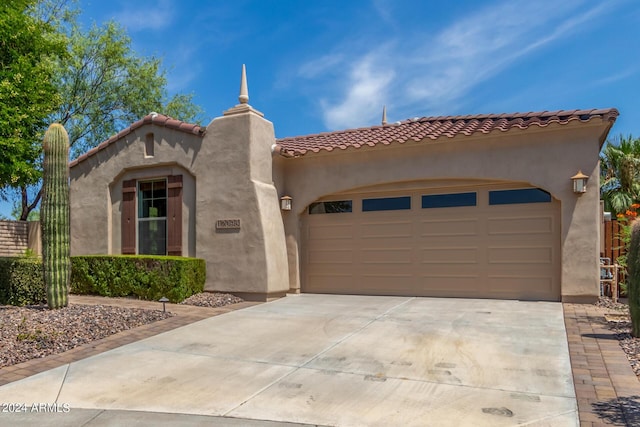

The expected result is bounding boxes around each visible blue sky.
[2,0,639,217]
[79,0,638,138]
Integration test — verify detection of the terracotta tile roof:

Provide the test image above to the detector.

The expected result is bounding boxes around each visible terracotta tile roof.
[69,113,204,168]
[275,108,619,157]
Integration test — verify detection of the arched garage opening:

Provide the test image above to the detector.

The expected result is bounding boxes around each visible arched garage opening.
[301,180,561,301]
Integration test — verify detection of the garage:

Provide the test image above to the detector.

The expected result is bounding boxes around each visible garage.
[303,183,560,301]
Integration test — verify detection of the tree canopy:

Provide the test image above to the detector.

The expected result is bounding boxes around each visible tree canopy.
[52,20,203,158]
[0,0,66,190]
[600,134,640,215]
[1,0,203,219]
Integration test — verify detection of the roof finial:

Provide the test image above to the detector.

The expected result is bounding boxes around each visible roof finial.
[224,63,263,116]
[239,64,249,104]
[382,105,387,125]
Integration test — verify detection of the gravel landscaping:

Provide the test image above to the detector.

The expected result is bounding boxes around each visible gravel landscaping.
[597,297,640,378]
[0,292,243,368]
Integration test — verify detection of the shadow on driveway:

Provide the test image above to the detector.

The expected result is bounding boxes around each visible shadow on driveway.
[592,395,640,426]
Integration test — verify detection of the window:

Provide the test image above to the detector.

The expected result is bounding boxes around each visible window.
[144,133,154,157]
[309,200,352,214]
[489,188,551,205]
[138,180,167,255]
[422,192,476,209]
[362,196,411,212]
[122,175,182,256]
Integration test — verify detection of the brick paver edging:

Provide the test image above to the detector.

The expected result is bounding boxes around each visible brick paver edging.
[563,303,640,426]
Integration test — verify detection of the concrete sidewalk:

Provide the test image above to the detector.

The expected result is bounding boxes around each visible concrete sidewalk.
[1,295,577,426]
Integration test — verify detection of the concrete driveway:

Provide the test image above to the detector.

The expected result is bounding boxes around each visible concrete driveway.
[0,294,577,426]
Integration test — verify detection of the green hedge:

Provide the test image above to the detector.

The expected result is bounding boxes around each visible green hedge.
[70,256,206,303]
[0,257,46,306]
[0,256,206,306]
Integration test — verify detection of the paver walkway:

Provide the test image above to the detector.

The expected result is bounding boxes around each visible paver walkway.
[563,303,640,426]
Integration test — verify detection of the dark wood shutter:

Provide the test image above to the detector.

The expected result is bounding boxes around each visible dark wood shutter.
[121,180,137,254]
[167,175,183,256]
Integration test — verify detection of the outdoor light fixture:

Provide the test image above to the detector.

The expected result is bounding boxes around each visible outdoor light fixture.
[571,170,588,194]
[280,195,292,211]
[159,296,169,313]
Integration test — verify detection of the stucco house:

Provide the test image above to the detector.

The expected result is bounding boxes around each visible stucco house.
[69,67,618,303]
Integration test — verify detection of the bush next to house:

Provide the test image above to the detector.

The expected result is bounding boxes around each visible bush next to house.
[627,220,640,337]
[0,257,46,306]
[70,256,206,303]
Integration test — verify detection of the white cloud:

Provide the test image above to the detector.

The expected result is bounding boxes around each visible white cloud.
[164,42,200,92]
[321,53,395,129]
[298,54,346,79]
[299,0,613,129]
[114,0,174,32]
[406,0,608,107]
[372,0,397,27]
[593,67,638,86]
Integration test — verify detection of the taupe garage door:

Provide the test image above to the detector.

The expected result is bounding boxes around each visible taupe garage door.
[303,185,560,301]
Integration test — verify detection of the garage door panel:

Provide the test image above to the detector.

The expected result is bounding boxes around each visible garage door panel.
[359,275,415,295]
[419,218,478,237]
[308,249,354,264]
[488,276,554,295]
[306,274,354,293]
[361,265,412,278]
[419,276,482,293]
[419,265,479,276]
[488,216,553,235]
[422,236,476,247]
[488,247,553,264]
[361,238,413,249]
[361,248,412,264]
[420,247,477,264]
[486,264,552,280]
[360,221,412,238]
[308,223,354,240]
[307,267,355,280]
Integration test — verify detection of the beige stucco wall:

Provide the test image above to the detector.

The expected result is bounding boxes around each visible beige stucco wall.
[192,109,289,299]
[70,126,202,257]
[275,121,608,302]
[70,108,290,301]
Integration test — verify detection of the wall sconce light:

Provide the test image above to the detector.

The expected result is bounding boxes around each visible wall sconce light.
[571,170,588,194]
[280,195,292,211]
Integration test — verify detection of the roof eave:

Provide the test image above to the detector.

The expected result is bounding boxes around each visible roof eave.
[69,114,204,169]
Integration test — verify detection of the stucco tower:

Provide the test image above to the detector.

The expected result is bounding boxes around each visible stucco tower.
[193,65,289,300]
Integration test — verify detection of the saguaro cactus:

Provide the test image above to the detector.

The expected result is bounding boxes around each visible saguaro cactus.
[627,220,640,337]
[41,123,70,309]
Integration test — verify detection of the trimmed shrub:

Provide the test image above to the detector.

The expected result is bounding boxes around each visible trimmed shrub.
[70,256,206,303]
[0,257,46,306]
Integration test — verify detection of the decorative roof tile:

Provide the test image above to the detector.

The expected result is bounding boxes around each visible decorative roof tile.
[275,108,619,157]
[69,113,204,168]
